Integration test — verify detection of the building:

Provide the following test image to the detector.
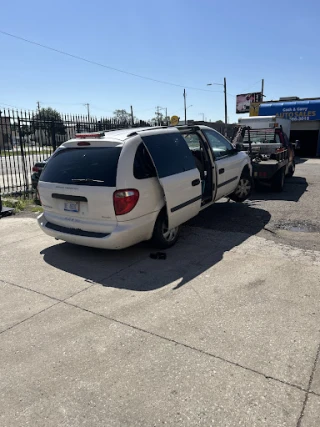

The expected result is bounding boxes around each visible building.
[255,97,320,157]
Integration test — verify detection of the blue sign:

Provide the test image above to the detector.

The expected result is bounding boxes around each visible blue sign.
[259,100,320,122]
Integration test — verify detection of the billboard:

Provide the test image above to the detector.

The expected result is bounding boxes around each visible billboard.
[236,92,263,114]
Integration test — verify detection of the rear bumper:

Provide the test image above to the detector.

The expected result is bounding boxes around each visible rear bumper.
[37,211,159,250]
[252,159,288,181]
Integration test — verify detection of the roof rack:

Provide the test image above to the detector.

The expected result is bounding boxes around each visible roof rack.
[175,125,201,131]
[127,126,169,137]
[103,128,128,132]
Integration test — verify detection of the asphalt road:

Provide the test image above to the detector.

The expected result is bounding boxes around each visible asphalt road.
[189,158,320,251]
[0,159,320,426]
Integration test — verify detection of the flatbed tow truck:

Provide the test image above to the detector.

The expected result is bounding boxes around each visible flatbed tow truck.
[232,122,295,192]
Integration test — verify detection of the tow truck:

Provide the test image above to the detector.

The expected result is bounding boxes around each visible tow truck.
[232,117,295,192]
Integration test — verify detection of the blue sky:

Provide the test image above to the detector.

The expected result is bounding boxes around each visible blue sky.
[0,0,319,123]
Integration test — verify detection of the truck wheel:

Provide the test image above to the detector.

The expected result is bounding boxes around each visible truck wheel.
[271,168,285,192]
[152,210,180,249]
[287,161,295,178]
[229,172,252,203]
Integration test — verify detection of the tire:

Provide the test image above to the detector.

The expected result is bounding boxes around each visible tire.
[229,172,252,203]
[152,210,180,249]
[287,160,295,178]
[271,167,285,192]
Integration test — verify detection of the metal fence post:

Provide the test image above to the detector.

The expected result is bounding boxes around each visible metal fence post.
[17,116,29,194]
[51,120,57,151]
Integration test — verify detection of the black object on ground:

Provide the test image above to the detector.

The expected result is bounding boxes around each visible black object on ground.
[150,252,167,260]
[0,195,14,218]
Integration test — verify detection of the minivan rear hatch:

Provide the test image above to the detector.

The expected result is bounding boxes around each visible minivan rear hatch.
[39,145,121,233]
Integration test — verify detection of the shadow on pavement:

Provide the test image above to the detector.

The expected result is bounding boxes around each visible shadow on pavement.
[40,203,271,292]
[295,157,309,165]
[250,176,308,203]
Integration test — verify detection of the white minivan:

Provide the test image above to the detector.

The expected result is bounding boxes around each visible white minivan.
[37,125,252,249]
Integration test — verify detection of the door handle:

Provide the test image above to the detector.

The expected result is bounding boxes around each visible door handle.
[219,168,225,174]
[191,179,200,186]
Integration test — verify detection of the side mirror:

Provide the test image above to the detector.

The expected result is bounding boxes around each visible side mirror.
[235,143,245,152]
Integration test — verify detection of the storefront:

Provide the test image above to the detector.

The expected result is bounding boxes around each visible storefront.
[256,99,320,157]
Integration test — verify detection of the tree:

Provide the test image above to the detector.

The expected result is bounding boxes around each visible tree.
[32,107,66,134]
[32,108,66,148]
[113,109,131,123]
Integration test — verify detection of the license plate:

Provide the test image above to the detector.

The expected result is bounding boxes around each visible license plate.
[64,201,79,212]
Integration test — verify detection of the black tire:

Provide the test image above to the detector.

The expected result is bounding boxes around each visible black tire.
[271,167,285,192]
[229,172,252,203]
[152,210,180,249]
[286,160,295,178]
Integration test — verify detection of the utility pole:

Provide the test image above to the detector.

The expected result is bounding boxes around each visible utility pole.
[84,103,90,122]
[130,105,134,126]
[183,89,187,124]
[165,107,168,125]
[261,79,264,98]
[37,101,40,111]
[224,77,228,136]
[155,106,160,126]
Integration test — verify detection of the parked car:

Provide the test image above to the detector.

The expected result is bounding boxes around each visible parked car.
[37,126,252,250]
[31,158,50,190]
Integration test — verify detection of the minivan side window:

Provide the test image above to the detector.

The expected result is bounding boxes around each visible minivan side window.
[202,129,235,160]
[141,133,196,178]
[133,144,156,179]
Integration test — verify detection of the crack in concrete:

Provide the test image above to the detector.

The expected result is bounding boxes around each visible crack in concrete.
[2,277,320,403]
[296,341,320,426]
[64,299,319,398]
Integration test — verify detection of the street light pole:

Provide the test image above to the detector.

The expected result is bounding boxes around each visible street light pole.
[207,78,228,136]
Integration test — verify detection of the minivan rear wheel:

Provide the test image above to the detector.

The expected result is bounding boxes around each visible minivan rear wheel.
[152,210,180,249]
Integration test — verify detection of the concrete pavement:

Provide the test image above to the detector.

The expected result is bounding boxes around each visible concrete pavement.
[1,159,320,426]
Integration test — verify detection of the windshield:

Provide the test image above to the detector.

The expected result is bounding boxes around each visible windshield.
[40,147,121,187]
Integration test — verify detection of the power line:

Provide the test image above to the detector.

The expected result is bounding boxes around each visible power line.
[0,30,222,93]
[0,101,30,110]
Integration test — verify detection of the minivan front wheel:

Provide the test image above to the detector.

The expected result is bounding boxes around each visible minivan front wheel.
[229,173,252,203]
[152,210,180,249]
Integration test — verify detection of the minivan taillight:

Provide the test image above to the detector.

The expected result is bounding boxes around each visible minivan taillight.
[113,189,139,215]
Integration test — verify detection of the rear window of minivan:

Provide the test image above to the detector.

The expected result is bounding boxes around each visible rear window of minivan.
[40,147,121,187]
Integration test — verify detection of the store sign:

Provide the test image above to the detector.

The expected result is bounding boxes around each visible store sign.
[236,92,263,114]
[258,101,320,121]
[249,102,261,117]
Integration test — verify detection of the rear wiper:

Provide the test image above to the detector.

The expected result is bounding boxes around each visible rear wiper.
[71,178,104,183]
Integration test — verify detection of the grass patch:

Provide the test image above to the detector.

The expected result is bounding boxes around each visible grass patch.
[31,206,44,213]
[2,197,43,214]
